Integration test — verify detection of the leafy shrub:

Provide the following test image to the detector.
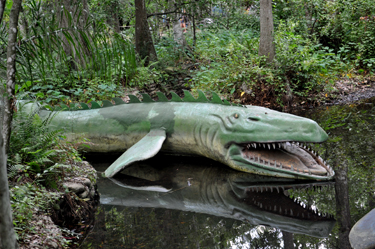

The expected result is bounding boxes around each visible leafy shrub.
[274,21,344,96]
[10,0,136,104]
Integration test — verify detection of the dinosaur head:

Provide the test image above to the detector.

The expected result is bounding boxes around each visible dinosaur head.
[211,105,333,180]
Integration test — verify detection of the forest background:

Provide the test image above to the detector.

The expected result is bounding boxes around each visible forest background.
[0,0,375,248]
[1,0,375,108]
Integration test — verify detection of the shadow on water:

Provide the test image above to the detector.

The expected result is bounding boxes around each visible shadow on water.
[82,97,375,248]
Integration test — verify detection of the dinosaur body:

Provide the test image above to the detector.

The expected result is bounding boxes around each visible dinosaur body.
[23,91,334,180]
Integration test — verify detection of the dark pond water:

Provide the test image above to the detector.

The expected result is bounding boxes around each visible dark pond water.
[82,98,375,249]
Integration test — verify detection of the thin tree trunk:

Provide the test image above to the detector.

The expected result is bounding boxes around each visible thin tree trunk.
[259,0,275,63]
[0,119,18,249]
[282,231,294,249]
[112,1,121,33]
[334,155,352,249]
[0,0,6,25]
[135,0,157,66]
[3,0,22,152]
[0,2,21,248]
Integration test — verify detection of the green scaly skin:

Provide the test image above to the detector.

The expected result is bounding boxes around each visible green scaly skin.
[22,91,334,180]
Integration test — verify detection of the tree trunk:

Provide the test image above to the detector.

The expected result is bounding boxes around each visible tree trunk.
[2,0,22,153]
[135,0,157,66]
[0,0,6,25]
[259,0,275,63]
[0,1,21,248]
[334,155,352,249]
[282,231,294,249]
[0,118,19,249]
[112,1,121,33]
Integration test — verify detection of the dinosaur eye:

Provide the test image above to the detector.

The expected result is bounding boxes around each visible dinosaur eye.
[248,117,260,121]
[234,113,239,119]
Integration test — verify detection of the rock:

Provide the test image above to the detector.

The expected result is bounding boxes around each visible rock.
[79,190,89,198]
[63,182,85,195]
[349,208,375,249]
[82,178,92,188]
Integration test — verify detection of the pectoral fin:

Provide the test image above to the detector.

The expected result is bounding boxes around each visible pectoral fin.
[104,129,166,177]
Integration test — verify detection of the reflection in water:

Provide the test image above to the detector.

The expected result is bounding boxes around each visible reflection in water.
[83,156,335,248]
[298,98,375,248]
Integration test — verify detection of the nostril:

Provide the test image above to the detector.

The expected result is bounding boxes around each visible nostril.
[248,117,260,121]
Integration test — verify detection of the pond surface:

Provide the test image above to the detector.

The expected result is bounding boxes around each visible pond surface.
[82,98,375,249]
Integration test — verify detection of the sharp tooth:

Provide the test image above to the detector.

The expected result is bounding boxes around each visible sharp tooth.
[279,207,282,214]
[262,144,265,148]
[280,163,283,169]
[290,209,293,215]
[291,166,294,171]
[276,187,279,193]
[260,203,262,208]
[274,205,277,211]
[261,187,263,193]
[268,144,270,150]
[272,143,276,149]
[253,143,256,148]
[274,161,277,167]
[267,160,270,166]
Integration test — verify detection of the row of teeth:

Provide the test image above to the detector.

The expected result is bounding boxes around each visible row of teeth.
[246,141,315,152]
[248,194,334,219]
[252,201,333,218]
[247,185,333,193]
[246,142,285,150]
[244,154,314,175]
[293,198,334,219]
[244,142,334,176]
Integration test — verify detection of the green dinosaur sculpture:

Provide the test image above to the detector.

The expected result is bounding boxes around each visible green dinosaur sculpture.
[22,90,334,180]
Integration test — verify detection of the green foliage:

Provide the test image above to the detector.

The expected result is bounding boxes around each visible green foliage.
[8,103,63,174]
[189,20,347,103]
[206,7,260,32]
[10,183,61,236]
[273,21,345,96]
[6,102,87,246]
[274,0,375,72]
[9,0,137,104]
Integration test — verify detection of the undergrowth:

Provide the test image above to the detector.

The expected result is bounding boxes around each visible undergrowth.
[7,102,88,247]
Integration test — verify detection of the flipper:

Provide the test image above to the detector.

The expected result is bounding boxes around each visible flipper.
[104,128,167,177]
[109,175,171,192]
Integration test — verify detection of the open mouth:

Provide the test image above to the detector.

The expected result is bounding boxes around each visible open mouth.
[232,142,334,178]
[240,182,335,221]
